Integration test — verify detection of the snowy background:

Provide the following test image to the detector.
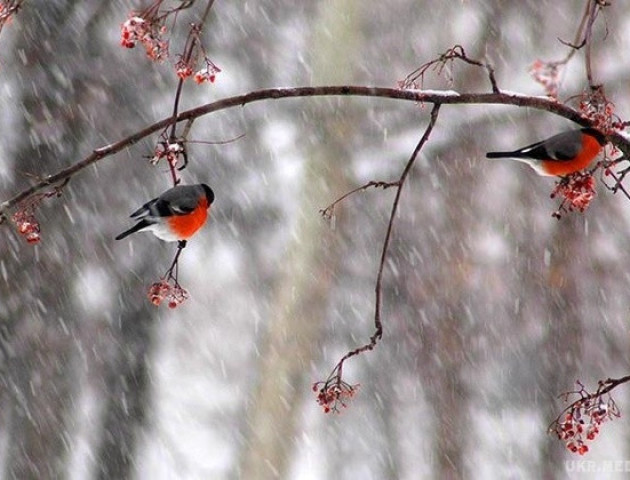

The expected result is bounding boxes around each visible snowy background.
[2,1,630,479]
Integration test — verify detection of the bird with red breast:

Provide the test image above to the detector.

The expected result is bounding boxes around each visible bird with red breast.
[116,183,214,243]
[486,127,606,176]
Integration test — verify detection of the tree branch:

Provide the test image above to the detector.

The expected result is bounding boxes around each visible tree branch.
[2,85,628,220]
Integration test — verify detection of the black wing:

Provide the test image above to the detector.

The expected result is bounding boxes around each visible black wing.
[512,129,582,161]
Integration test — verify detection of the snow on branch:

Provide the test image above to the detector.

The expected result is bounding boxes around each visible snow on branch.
[3,84,629,225]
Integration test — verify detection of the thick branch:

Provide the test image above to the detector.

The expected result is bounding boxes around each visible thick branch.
[2,85,628,218]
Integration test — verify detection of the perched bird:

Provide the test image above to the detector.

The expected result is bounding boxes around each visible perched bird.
[486,127,606,176]
[115,184,214,242]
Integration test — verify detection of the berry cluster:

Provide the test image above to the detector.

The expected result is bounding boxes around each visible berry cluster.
[529,59,561,98]
[175,57,194,80]
[312,377,359,414]
[120,4,221,85]
[120,16,168,62]
[194,61,221,84]
[148,279,189,308]
[556,412,598,455]
[551,172,596,219]
[176,57,221,83]
[12,210,40,244]
[10,187,65,244]
[550,387,619,455]
[579,87,621,134]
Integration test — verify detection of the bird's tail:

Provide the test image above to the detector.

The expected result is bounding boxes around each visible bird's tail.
[486,150,528,159]
[115,220,150,240]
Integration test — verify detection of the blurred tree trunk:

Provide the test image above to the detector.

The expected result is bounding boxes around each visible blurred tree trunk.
[0,2,158,478]
[418,145,477,479]
[1,2,87,478]
[94,298,156,479]
[237,1,359,478]
[540,216,584,479]
[2,331,74,479]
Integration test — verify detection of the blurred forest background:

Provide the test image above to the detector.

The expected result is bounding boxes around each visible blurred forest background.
[1,0,630,479]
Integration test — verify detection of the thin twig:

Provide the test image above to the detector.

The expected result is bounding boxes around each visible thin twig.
[554,0,592,66]
[167,0,217,183]
[604,169,630,201]
[181,118,195,140]
[373,105,441,340]
[584,0,601,87]
[186,132,247,146]
[332,104,441,380]
[169,0,216,136]
[400,45,499,93]
[554,0,607,87]
[164,240,187,284]
[319,180,399,220]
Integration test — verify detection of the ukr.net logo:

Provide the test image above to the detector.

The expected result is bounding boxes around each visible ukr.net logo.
[565,460,630,474]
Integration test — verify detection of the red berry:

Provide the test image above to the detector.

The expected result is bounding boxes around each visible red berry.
[25,232,40,244]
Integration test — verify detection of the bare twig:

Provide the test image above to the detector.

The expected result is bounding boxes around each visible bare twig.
[583,0,605,88]
[166,0,217,184]
[400,45,499,93]
[561,0,608,86]
[185,132,246,146]
[532,1,609,97]
[375,105,441,339]
[165,240,187,283]
[555,0,592,66]
[138,0,200,31]
[326,104,441,382]
[602,168,630,201]
[319,180,399,221]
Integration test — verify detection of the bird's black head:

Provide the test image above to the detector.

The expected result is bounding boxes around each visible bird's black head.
[201,184,215,206]
[581,127,607,146]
